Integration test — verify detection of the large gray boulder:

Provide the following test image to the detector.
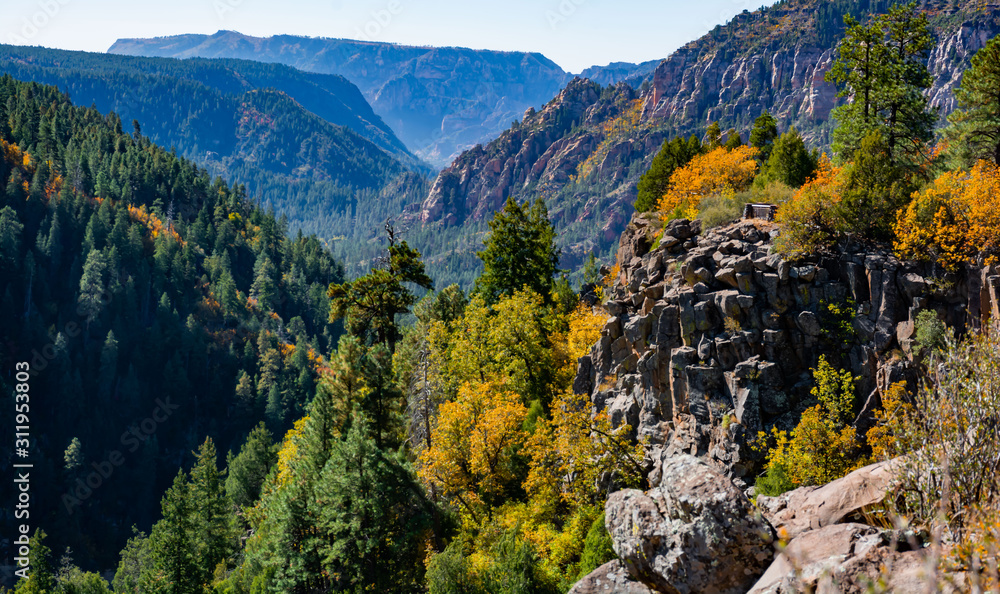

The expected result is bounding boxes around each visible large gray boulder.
[605,455,775,594]
[756,459,899,541]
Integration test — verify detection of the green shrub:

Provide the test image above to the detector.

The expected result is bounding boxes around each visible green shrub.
[913,309,946,355]
[575,514,616,580]
[754,460,795,497]
[427,542,483,594]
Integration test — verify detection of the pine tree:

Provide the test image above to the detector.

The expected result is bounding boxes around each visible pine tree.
[188,438,236,576]
[946,35,1000,166]
[634,135,702,213]
[0,205,23,269]
[142,471,200,593]
[249,255,278,312]
[98,330,118,400]
[77,249,108,335]
[113,528,151,592]
[328,227,432,351]
[312,415,433,593]
[838,132,909,240]
[13,530,57,594]
[755,127,819,188]
[225,422,277,508]
[749,110,779,162]
[473,198,559,306]
[826,2,934,167]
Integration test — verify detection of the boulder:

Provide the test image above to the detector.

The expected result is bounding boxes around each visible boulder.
[795,311,822,337]
[606,455,774,594]
[748,523,958,594]
[747,523,877,594]
[756,459,899,541]
[568,560,655,594]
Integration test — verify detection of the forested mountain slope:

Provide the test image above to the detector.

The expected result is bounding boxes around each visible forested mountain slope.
[416,0,1000,282]
[108,31,574,166]
[0,75,343,570]
[0,46,432,277]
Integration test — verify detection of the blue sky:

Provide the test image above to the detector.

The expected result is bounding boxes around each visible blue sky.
[2,0,781,73]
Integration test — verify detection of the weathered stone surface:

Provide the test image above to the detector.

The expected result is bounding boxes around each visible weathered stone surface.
[756,459,899,541]
[606,455,774,594]
[747,523,879,594]
[795,311,821,336]
[568,560,654,594]
[748,523,959,594]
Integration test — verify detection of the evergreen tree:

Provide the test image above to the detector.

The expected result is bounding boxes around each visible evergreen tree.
[473,198,559,306]
[946,35,1000,166]
[0,205,23,270]
[837,132,910,240]
[705,121,723,149]
[749,110,779,162]
[328,226,433,352]
[755,127,819,188]
[13,530,56,594]
[98,330,118,399]
[312,415,434,593]
[826,2,934,167]
[249,255,278,311]
[77,249,107,333]
[141,471,201,593]
[225,422,277,509]
[112,527,150,593]
[634,135,702,212]
[188,438,237,577]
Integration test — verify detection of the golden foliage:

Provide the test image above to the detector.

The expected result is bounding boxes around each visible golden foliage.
[566,304,607,363]
[418,381,528,521]
[274,416,309,488]
[864,382,913,462]
[524,389,645,508]
[126,203,185,244]
[658,145,759,221]
[894,160,1000,270]
[773,154,844,258]
[759,356,863,489]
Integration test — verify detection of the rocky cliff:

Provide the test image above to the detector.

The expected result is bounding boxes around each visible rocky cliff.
[419,0,1000,274]
[568,212,998,591]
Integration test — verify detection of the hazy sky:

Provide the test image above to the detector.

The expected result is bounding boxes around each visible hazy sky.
[1,0,781,73]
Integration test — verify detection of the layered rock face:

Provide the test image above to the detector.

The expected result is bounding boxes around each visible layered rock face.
[575,214,999,488]
[573,214,995,591]
[418,79,647,228]
[418,4,1000,270]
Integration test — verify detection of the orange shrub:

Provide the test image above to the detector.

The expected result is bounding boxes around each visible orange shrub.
[894,160,1000,270]
[773,154,844,258]
[658,145,759,221]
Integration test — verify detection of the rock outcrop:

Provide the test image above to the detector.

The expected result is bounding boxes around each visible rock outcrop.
[605,455,774,594]
[746,522,954,594]
[757,459,899,541]
[416,3,1000,271]
[576,214,997,489]
[570,211,1000,592]
[567,560,654,594]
